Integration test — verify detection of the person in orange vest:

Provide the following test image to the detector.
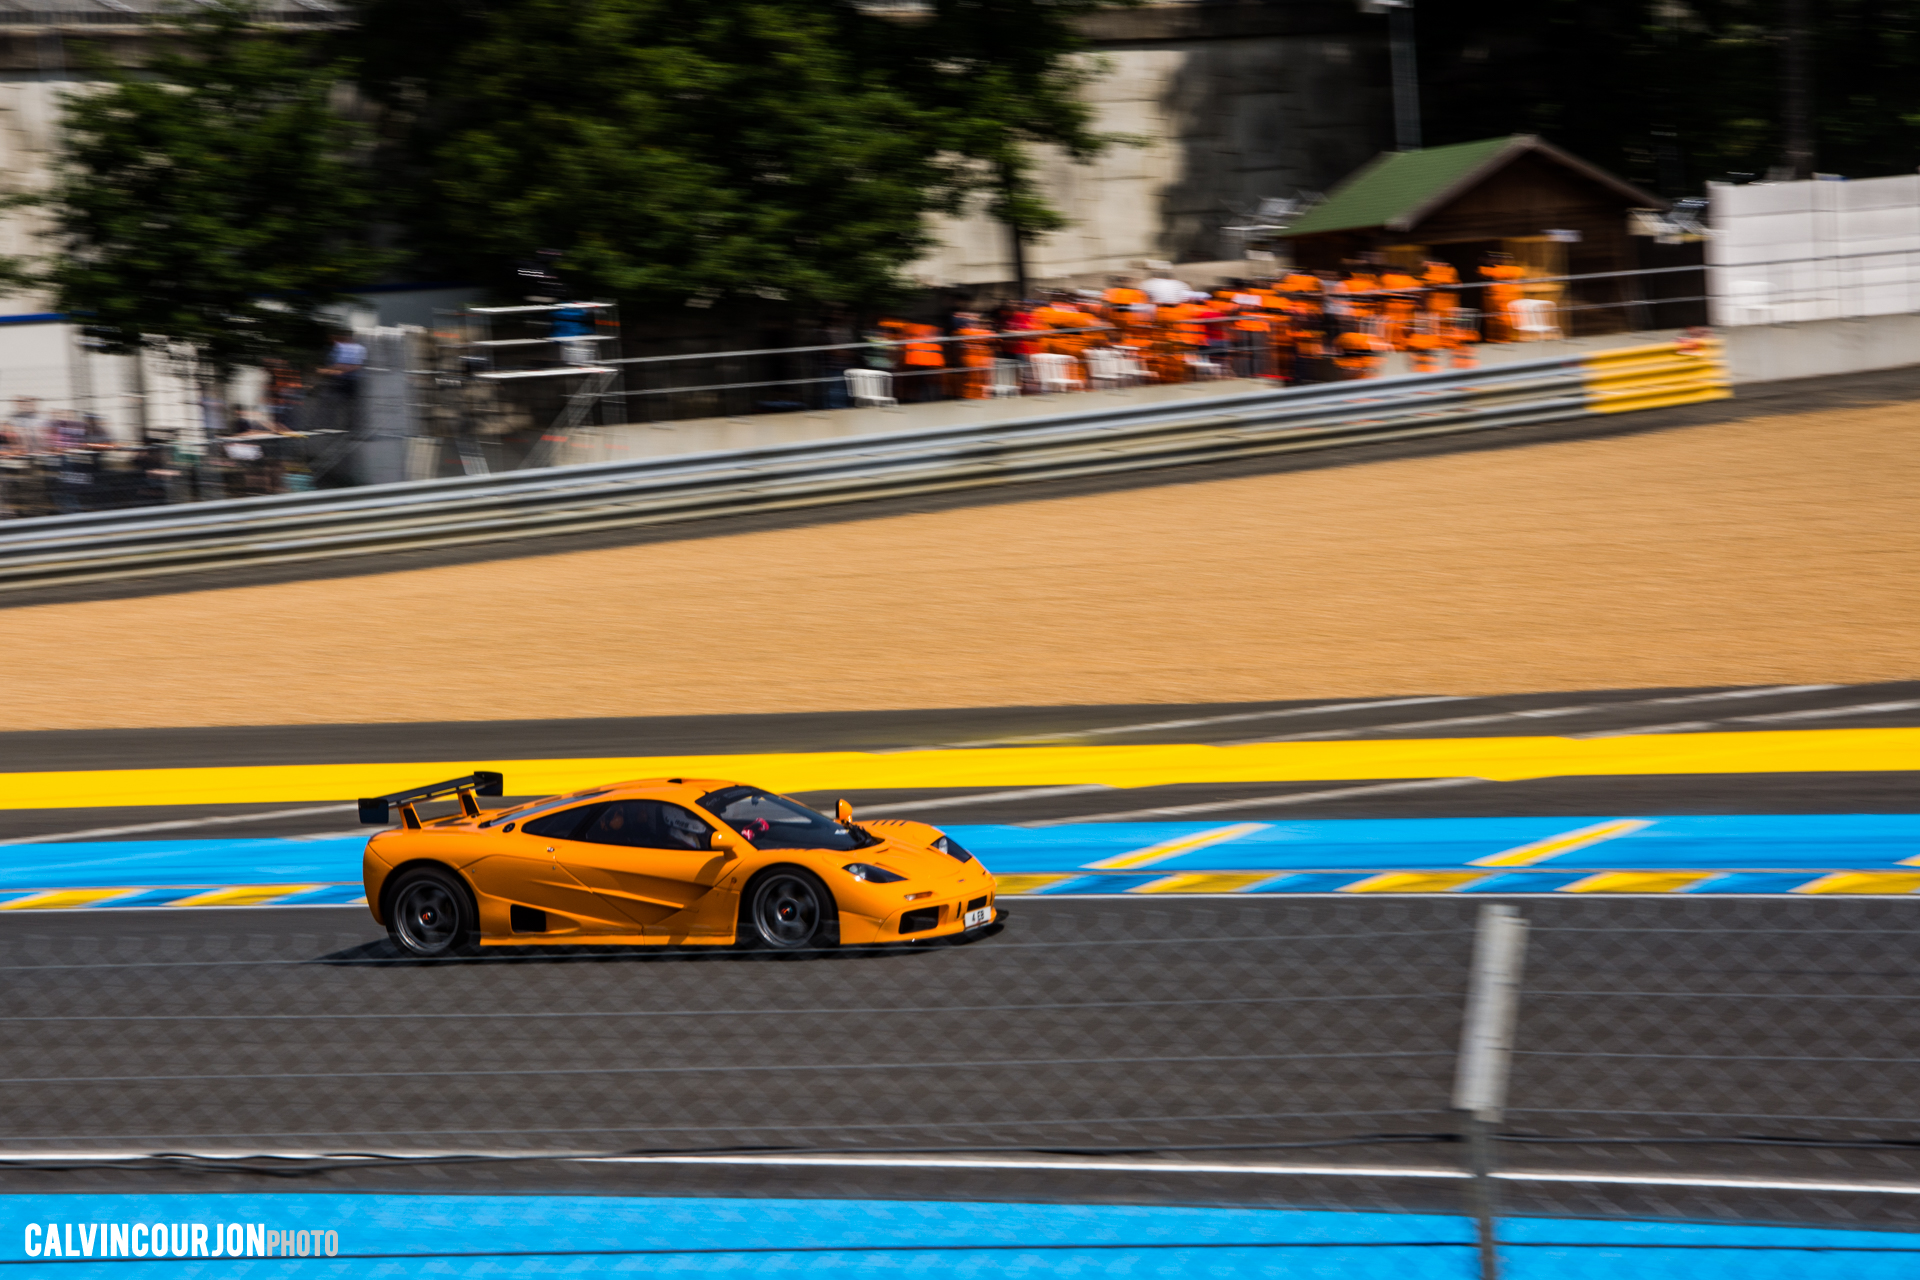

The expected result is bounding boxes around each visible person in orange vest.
[1479,252,1527,343]
[1421,258,1460,321]
[1103,275,1149,314]
[952,311,999,399]
[1404,313,1447,374]
[1379,264,1422,350]
[1034,293,1106,358]
[1332,322,1391,379]
[897,322,946,401]
[1337,262,1381,326]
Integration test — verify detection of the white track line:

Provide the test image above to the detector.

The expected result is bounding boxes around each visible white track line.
[1022,778,1482,827]
[0,803,360,848]
[857,785,1113,816]
[9,1149,1908,1195]
[1239,685,1848,745]
[590,1154,1920,1194]
[918,696,1469,750]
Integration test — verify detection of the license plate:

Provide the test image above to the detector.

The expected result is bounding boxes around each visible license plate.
[964,907,991,928]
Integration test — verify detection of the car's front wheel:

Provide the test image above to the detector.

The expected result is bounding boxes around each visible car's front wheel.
[386,866,475,957]
[740,868,837,952]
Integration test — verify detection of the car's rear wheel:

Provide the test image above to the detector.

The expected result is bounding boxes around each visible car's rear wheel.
[386,866,475,957]
[740,868,837,952]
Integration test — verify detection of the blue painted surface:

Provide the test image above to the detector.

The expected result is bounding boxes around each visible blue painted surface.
[1,815,1918,897]
[2,1194,1915,1277]
[0,837,366,891]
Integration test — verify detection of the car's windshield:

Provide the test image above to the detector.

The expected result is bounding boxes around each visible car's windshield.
[698,786,878,851]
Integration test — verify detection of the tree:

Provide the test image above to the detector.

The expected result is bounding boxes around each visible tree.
[1417,0,1920,196]
[358,0,948,308]
[350,0,1135,306]
[43,2,382,381]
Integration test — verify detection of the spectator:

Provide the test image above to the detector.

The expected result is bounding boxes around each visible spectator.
[314,330,367,434]
[7,397,46,454]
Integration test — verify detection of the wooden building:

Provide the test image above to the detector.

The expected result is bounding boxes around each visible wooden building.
[1277,135,1699,335]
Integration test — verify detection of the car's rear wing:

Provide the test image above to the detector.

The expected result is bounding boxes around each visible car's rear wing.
[358,771,505,828]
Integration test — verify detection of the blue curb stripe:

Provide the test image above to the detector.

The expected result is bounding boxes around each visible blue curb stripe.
[2,815,1920,902]
[3,1194,1919,1278]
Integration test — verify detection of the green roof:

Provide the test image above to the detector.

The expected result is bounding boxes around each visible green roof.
[1280,137,1520,238]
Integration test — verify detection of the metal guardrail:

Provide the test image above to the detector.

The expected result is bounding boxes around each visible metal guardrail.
[0,343,1728,592]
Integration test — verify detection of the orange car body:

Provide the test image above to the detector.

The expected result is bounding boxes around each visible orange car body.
[362,776,997,947]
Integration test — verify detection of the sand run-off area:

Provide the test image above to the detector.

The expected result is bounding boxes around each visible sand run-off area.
[1,398,1914,730]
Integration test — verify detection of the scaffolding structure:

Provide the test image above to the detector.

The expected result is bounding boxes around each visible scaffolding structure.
[430,301,625,474]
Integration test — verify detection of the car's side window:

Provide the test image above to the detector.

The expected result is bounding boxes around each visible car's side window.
[523,803,605,840]
[574,801,712,851]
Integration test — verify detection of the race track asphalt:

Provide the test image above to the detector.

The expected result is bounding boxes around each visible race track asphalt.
[6,894,1920,1236]
[4,681,1919,1232]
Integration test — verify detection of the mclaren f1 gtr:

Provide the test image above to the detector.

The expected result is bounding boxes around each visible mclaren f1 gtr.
[359,772,999,956]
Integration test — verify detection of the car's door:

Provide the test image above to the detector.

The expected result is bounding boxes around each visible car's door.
[552,800,737,935]
[464,802,628,934]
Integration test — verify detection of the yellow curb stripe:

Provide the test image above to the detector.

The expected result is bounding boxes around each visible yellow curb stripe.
[1471,819,1652,867]
[1088,823,1269,870]
[1129,872,1279,895]
[1558,871,1715,894]
[990,874,1074,896]
[0,887,142,910]
[2,727,1918,811]
[166,884,325,908]
[1339,872,1488,894]
[1792,872,1920,896]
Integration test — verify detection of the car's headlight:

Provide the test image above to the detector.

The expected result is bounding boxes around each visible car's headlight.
[843,862,907,883]
[932,835,974,864]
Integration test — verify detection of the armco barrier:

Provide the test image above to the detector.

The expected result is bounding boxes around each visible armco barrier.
[0,342,1728,591]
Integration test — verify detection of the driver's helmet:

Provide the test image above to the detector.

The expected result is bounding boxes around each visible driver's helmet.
[665,806,709,850]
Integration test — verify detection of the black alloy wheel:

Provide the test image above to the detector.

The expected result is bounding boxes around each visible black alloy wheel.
[387,867,474,957]
[743,869,836,951]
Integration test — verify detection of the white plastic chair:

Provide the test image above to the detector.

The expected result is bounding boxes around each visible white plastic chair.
[1509,297,1563,340]
[988,358,1022,398]
[845,368,896,407]
[1029,352,1084,394]
[1086,347,1142,389]
[1184,352,1228,379]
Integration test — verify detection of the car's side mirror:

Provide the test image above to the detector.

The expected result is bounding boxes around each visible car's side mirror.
[836,799,853,823]
[710,830,735,851]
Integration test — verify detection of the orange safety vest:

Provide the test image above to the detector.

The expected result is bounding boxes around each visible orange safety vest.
[956,325,997,368]
[1160,302,1208,346]
[902,324,945,367]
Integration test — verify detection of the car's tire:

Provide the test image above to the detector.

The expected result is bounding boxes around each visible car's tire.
[385,866,477,958]
[739,867,838,953]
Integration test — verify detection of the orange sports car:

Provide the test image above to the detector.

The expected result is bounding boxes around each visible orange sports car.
[359,772,1000,956]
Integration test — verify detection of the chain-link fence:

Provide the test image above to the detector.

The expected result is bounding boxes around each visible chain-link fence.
[4,896,1919,1275]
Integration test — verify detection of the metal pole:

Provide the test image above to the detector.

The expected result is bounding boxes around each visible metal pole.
[1388,1,1421,151]
[1452,903,1529,1280]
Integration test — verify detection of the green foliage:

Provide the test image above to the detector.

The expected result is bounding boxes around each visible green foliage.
[1419,0,1920,194]
[351,0,1135,305]
[357,0,946,306]
[44,2,382,378]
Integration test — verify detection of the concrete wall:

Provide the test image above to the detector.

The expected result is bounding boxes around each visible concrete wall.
[1709,175,1920,326]
[1720,313,1920,384]
[905,2,1388,287]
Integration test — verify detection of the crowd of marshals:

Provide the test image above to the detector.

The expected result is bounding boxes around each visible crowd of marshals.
[860,255,1538,400]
